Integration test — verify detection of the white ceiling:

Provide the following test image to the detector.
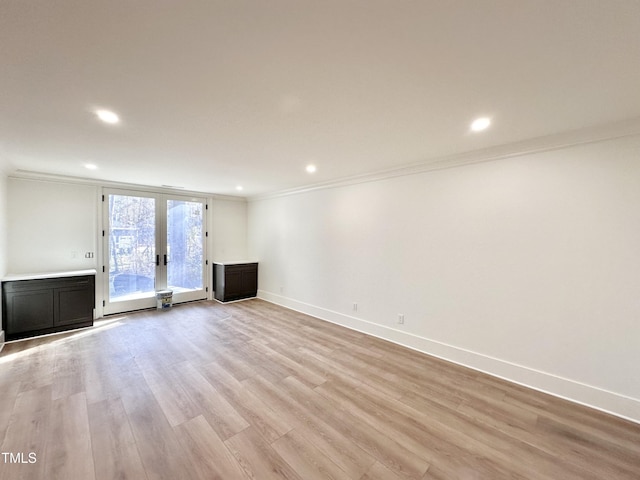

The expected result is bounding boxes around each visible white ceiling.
[1,1,640,197]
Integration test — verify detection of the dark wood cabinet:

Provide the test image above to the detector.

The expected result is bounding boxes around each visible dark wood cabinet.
[2,273,95,340]
[213,262,258,302]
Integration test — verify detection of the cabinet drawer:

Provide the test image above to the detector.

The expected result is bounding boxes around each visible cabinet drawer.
[224,264,258,273]
[4,275,92,292]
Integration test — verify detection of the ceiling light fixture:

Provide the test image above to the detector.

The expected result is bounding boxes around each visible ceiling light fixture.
[95,109,120,124]
[306,164,317,173]
[470,117,491,132]
[236,185,244,191]
[84,163,98,170]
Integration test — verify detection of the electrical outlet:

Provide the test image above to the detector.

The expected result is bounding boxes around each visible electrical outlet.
[353,303,358,312]
[397,314,404,324]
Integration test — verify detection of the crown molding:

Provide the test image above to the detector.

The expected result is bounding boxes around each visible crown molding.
[249,116,640,202]
[8,170,247,202]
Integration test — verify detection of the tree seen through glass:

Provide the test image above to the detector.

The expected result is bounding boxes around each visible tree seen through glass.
[108,195,204,299]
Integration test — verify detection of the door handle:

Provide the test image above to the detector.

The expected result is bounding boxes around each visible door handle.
[164,254,168,265]
[156,254,160,266]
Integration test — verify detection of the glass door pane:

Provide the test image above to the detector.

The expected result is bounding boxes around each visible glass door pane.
[103,190,207,315]
[166,198,206,303]
[105,192,157,313]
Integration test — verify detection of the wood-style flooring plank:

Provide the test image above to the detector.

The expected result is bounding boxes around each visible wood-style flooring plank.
[141,363,202,427]
[118,376,199,480]
[281,375,430,480]
[173,415,250,480]
[224,427,302,480]
[14,343,56,394]
[0,367,21,447]
[271,428,353,480]
[320,377,537,479]
[0,385,52,480]
[164,360,249,440]
[242,374,376,479]
[199,359,294,443]
[44,392,96,480]
[82,353,145,405]
[297,345,405,401]
[361,461,408,480]
[88,397,148,480]
[209,347,259,382]
[246,340,327,387]
[398,389,600,480]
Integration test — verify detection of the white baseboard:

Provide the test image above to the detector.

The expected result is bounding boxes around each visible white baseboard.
[257,290,640,424]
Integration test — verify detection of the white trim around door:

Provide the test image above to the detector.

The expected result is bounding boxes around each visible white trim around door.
[102,188,208,315]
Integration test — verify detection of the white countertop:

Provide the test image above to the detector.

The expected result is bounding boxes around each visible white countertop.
[212,260,258,266]
[2,269,97,282]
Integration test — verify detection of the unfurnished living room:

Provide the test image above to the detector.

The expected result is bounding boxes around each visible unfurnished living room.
[1,2,639,479]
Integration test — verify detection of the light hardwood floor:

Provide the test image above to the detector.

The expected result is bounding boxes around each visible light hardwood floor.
[0,299,638,479]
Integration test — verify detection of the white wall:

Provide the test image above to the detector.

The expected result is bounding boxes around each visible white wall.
[0,175,7,277]
[248,134,640,422]
[7,178,99,274]
[0,172,8,348]
[210,197,248,262]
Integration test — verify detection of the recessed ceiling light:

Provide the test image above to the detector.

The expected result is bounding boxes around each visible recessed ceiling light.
[306,164,317,173]
[84,163,98,170]
[236,185,244,191]
[470,117,491,132]
[95,109,120,124]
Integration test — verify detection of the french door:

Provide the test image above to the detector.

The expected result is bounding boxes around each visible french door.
[103,189,207,315]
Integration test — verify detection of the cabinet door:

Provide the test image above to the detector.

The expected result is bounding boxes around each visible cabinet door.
[55,286,94,326]
[240,268,258,296]
[224,269,243,299]
[5,290,54,334]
